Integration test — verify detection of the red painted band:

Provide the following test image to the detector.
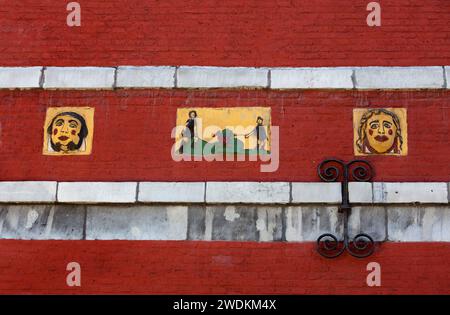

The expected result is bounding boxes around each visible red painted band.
[0,1,449,67]
[0,240,449,294]
[0,90,449,182]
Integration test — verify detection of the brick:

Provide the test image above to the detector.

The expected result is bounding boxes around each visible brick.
[58,182,137,203]
[85,205,187,240]
[291,183,341,203]
[138,182,204,203]
[0,67,42,89]
[349,182,372,203]
[0,182,57,203]
[205,182,290,204]
[1,2,450,70]
[43,67,115,89]
[270,68,353,89]
[373,182,448,204]
[177,66,268,88]
[354,67,444,89]
[116,66,175,88]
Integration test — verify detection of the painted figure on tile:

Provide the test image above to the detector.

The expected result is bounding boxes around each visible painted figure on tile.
[179,110,199,154]
[355,108,404,155]
[175,107,271,156]
[43,107,94,156]
[245,116,267,151]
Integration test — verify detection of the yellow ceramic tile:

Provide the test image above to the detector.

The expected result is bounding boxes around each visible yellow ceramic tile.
[353,108,407,156]
[175,107,271,154]
[43,107,95,156]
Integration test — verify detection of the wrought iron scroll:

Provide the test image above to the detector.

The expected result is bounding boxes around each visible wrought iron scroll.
[316,159,375,258]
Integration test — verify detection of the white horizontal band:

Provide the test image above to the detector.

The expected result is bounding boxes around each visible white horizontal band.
[0,66,448,90]
[0,181,448,204]
[1,203,449,242]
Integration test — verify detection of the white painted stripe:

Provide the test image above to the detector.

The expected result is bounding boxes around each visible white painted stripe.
[0,181,448,204]
[0,66,447,90]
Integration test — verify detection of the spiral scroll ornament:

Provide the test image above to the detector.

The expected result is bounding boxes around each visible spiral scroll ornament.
[316,159,375,259]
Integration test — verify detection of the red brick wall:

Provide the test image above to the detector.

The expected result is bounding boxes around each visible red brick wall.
[0,0,449,67]
[0,240,449,294]
[0,89,448,182]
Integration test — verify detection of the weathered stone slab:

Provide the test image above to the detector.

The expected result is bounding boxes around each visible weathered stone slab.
[86,205,188,240]
[0,205,85,240]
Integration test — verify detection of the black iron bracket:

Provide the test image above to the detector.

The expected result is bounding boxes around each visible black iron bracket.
[316,159,375,259]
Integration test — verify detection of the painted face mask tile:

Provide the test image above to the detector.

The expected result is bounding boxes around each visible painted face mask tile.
[43,107,95,156]
[51,115,82,151]
[354,108,407,156]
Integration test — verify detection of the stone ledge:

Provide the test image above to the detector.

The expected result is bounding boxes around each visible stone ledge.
[43,67,115,89]
[85,206,187,240]
[205,182,290,204]
[0,182,448,204]
[116,66,175,88]
[177,66,268,88]
[57,182,137,203]
[0,66,447,90]
[291,183,341,203]
[3,204,448,242]
[0,67,42,89]
[270,67,353,89]
[138,182,205,203]
[0,182,57,203]
[373,182,448,204]
[349,182,373,203]
[354,66,444,89]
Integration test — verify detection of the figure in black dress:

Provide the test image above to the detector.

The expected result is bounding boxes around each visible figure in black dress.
[179,110,198,154]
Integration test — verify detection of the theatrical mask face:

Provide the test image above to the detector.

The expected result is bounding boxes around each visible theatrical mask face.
[365,113,397,153]
[50,115,82,151]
